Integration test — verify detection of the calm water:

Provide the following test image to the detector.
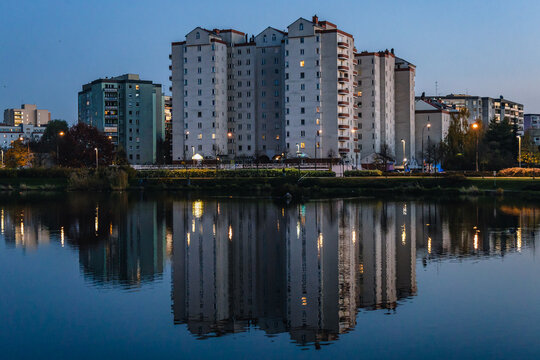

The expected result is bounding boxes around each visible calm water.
[1,193,539,359]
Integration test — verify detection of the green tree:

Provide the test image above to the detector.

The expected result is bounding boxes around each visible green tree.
[5,139,30,168]
[521,130,540,167]
[441,108,477,170]
[481,118,517,170]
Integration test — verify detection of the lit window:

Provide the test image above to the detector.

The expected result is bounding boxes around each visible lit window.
[300,142,305,149]
[212,133,216,139]
[300,61,304,67]
[198,134,203,139]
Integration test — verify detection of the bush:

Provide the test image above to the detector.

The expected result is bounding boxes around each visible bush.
[68,168,129,191]
[344,170,383,177]
[136,168,335,179]
[0,167,72,178]
[498,167,540,177]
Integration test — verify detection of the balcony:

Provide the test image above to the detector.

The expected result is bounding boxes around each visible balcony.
[338,53,349,60]
[338,77,349,83]
[338,136,350,141]
[169,54,172,59]
[338,112,349,118]
[338,88,349,95]
[338,125,349,130]
[338,148,350,153]
[169,65,172,70]
[338,101,349,106]
[338,65,349,71]
[353,115,359,120]
[338,42,349,49]
[353,71,358,75]
[354,149,360,153]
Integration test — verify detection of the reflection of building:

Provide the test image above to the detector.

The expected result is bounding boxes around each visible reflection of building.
[79,201,167,288]
[171,199,420,347]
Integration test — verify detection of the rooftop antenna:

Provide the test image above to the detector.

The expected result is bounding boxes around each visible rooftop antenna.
[435,81,438,97]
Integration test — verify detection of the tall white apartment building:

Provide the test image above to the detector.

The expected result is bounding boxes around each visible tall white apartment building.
[284,17,356,160]
[171,16,415,164]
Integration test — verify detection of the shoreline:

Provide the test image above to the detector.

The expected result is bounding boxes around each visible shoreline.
[1,176,540,200]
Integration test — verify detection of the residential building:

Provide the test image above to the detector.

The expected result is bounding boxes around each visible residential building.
[0,124,45,149]
[524,114,540,146]
[414,98,454,164]
[170,16,415,164]
[78,74,165,164]
[164,95,173,161]
[423,94,524,134]
[3,104,50,126]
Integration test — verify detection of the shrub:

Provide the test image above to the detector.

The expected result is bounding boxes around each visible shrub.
[136,168,335,179]
[68,168,129,191]
[344,170,383,177]
[498,167,540,177]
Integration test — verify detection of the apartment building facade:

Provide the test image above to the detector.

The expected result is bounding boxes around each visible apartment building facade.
[3,104,50,127]
[424,94,524,135]
[170,16,415,164]
[414,99,453,164]
[78,74,165,164]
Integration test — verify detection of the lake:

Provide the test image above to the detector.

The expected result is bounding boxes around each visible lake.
[1,193,539,359]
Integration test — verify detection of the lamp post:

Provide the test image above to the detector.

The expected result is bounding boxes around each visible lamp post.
[94,147,98,170]
[1,149,3,168]
[421,123,431,172]
[472,122,479,172]
[401,139,406,168]
[517,135,522,168]
[57,131,65,164]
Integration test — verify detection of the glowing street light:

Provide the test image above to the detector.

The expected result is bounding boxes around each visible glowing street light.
[57,131,65,164]
[94,147,99,170]
[517,135,522,168]
[471,122,480,171]
[401,139,406,168]
[422,123,431,172]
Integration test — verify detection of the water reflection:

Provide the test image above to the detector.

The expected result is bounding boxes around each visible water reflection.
[1,195,539,347]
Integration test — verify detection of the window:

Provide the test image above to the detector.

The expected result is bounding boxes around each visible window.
[300,38,304,44]
[300,72,305,79]
[300,49,304,55]
[198,112,202,117]
[300,107,305,114]
[299,23,304,31]
[196,32,200,39]
[300,60,304,67]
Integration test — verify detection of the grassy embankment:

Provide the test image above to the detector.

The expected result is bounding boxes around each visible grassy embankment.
[1,168,539,199]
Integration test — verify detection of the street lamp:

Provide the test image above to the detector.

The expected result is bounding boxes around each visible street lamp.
[94,147,99,170]
[422,123,431,172]
[517,135,522,168]
[57,131,65,164]
[401,139,406,168]
[472,122,479,172]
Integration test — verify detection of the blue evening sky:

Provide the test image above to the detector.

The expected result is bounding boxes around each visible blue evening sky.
[1,0,539,122]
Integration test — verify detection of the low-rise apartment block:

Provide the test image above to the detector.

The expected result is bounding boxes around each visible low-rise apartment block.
[3,104,50,127]
[424,94,524,135]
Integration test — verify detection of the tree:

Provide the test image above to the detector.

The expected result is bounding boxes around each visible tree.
[521,130,540,167]
[58,123,114,167]
[481,118,517,170]
[5,139,30,168]
[441,108,477,170]
[374,143,394,171]
[39,120,69,153]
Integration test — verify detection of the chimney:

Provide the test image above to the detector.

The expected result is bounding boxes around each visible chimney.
[312,15,319,24]
[391,48,394,54]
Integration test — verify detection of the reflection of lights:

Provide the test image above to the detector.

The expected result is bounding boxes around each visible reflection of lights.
[401,224,406,245]
[516,227,522,251]
[109,223,113,235]
[228,225,233,241]
[359,263,364,274]
[403,204,407,216]
[166,232,173,256]
[193,200,204,218]
[60,226,65,247]
[427,237,432,254]
[20,220,24,236]
[1,209,4,234]
[352,230,356,244]
[213,223,216,236]
[282,208,285,217]
[187,232,190,247]
[317,233,323,250]
[277,220,280,231]
[217,203,220,215]
[296,222,301,239]
[301,296,307,306]
[300,205,306,217]
[191,219,195,233]
[95,206,99,233]
[473,233,479,250]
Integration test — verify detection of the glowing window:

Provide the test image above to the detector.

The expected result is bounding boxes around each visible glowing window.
[300,61,304,67]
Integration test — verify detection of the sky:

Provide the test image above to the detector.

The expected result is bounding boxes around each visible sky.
[1,0,539,123]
